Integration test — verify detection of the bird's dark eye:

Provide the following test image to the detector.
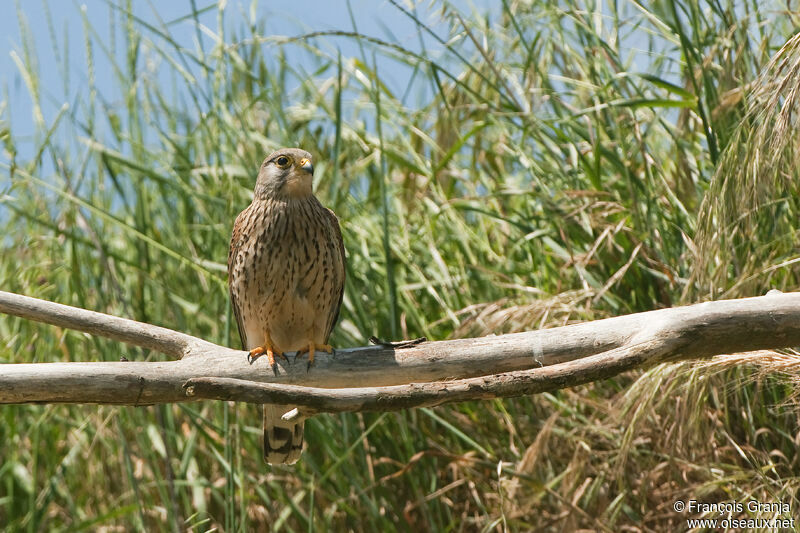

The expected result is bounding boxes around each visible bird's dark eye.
[275,156,291,168]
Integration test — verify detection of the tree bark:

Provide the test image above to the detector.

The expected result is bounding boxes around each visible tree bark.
[0,289,798,408]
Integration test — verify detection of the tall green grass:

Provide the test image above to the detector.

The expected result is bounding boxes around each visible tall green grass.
[1,1,799,530]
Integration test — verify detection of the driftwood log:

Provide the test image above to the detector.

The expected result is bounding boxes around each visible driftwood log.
[0,289,799,414]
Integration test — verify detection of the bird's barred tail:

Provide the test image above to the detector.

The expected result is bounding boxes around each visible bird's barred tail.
[263,404,304,464]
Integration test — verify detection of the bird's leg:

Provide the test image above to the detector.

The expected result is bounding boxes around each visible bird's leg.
[247,329,286,374]
[295,330,333,371]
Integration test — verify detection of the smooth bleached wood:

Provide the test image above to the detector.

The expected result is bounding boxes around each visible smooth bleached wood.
[0,290,799,407]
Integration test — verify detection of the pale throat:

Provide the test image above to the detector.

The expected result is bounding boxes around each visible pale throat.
[284,173,313,197]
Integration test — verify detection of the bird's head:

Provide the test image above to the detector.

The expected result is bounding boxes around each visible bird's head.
[254,148,315,200]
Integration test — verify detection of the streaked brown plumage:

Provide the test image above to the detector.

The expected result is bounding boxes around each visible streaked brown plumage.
[228,148,345,464]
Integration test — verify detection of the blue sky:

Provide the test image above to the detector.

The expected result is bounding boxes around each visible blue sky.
[0,0,493,164]
[3,1,783,171]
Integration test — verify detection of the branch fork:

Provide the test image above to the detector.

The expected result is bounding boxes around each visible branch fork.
[1,289,799,412]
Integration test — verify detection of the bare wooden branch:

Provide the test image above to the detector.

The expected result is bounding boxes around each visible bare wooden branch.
[182,340,658,415]
[1,289,799,408]
[0,290,215,357]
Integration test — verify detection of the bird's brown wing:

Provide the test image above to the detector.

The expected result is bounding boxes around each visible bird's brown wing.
[324,207,346,341]
[228,208,248,350]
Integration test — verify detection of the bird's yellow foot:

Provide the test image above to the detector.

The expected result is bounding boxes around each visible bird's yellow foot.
[247,339,287,374]
[296,342,333,371]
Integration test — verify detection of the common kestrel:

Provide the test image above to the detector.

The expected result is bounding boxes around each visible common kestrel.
[228,148,346,464]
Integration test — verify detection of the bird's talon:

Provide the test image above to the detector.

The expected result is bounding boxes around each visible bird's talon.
[247,346,265,365]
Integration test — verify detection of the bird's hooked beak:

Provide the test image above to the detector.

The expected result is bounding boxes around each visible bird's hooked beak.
[300,158,314,176]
